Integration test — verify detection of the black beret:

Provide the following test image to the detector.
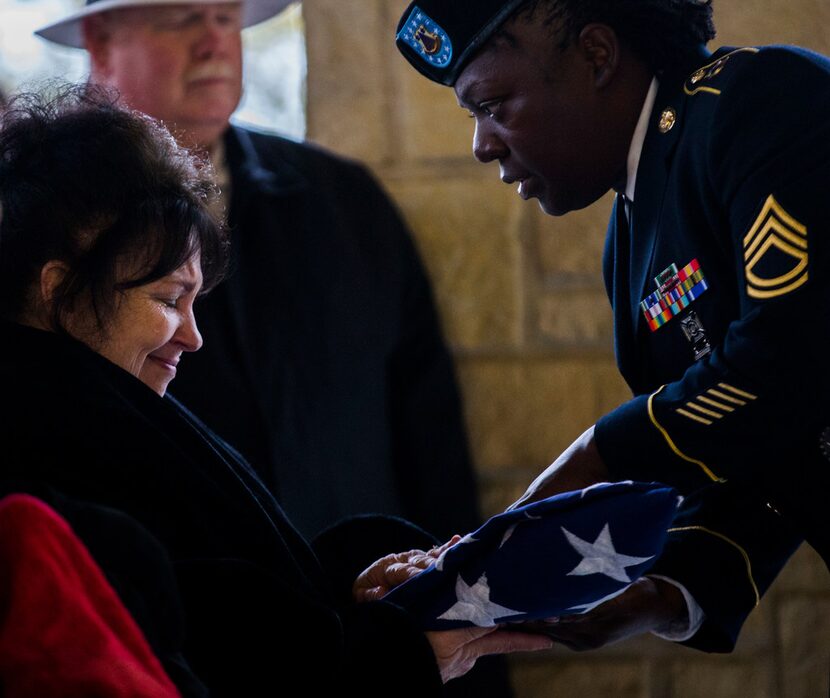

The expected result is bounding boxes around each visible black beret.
[395,1,528,86]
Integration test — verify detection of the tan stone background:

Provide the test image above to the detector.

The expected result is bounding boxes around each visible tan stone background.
[302,1,830,695]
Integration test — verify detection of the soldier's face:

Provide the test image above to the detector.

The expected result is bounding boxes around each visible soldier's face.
[454,14,628,216]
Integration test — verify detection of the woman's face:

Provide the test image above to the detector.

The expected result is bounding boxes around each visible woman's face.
[73,256,204,396]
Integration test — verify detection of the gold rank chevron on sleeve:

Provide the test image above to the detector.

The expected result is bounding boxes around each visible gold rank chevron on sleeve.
[743,195,809,300]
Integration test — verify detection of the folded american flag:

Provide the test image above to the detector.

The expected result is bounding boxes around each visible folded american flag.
[385,481,681,629]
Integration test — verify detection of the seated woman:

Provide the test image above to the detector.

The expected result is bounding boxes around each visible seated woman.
[0,87,550,696]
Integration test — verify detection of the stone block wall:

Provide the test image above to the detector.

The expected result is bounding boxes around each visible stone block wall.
[301,1,830,695]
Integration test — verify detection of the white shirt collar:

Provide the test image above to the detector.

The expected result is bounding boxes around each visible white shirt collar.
[624,77,659,203]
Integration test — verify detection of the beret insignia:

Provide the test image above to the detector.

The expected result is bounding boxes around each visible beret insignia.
[397,6,453,70]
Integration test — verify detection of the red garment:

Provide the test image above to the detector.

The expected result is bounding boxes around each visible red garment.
[0,493,180,697]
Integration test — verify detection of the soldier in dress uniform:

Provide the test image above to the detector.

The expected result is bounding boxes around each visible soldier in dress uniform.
[394,0,830,654]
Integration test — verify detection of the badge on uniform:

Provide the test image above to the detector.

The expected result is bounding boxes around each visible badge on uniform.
[641,259,708,330]
[396,6,453,69]
[684,48,759,96]
[641,259,711,359]
[680,311,712,360]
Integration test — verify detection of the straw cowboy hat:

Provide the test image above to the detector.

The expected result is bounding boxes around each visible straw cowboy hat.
[35,0,296,49]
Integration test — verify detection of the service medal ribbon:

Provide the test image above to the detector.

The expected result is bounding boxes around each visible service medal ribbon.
[640,258,709,332]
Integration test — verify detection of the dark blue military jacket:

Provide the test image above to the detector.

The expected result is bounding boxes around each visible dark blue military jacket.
[595,45,830,650]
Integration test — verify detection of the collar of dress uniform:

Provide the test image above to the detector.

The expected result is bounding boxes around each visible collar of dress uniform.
[624,76,659,204]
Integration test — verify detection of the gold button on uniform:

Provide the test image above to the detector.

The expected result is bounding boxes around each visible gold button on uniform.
[659,107,677,134]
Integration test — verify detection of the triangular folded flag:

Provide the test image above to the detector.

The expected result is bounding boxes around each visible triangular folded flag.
[385,481,681,629]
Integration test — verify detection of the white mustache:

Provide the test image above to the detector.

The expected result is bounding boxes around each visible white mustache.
[186,63,237,82]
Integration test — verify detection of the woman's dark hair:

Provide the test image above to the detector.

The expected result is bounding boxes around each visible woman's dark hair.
[522,0,716,74]
[0,84,228,332]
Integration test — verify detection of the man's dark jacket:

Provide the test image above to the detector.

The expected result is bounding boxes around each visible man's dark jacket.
[172,125,482,543]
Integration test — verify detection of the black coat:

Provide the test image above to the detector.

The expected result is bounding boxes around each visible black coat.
[0,321,445,696]
[171,126,481,541]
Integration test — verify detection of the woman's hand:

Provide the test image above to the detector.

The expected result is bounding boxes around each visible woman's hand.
[352,535,461,602]
[426,626,553,683]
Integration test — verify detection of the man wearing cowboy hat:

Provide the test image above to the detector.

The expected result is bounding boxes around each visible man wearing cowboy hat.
[36,0,283,151]
[35,1,515,695]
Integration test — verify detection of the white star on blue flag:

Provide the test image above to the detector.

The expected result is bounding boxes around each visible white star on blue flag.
[383,481,679,630]
[563,523,653,583]
[437,574,523,627]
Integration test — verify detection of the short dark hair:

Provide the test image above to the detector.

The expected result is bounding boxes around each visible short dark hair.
[520,0,716,74]
[0,84,228,332]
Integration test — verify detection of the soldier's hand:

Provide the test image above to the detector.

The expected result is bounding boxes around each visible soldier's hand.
[520,576,688,651]
[509,425,610,510]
